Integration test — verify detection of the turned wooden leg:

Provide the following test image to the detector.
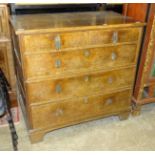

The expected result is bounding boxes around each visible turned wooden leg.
[29,131,45,144]
[118,111,130,121]
[132,104,141,117]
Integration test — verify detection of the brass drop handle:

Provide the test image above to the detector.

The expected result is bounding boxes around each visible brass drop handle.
[55,59,61,68]
[55,35,61,50]
[105,98,113,105]
[55,109,64,116]
[112,32,118,43]
[108,77,113,84]
[84,50,90,57]
[111,52,117,61]
[56,84,62,93]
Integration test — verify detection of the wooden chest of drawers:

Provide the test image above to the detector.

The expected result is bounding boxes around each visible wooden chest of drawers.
[10,11,145,143]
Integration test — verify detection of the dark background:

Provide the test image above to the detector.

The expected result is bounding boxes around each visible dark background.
[9,3,123,15]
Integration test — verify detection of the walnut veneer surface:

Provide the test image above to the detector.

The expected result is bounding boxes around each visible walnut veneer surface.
[10,11,145,143]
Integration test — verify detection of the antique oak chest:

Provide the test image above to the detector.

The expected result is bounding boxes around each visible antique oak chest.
[10,11,145,143]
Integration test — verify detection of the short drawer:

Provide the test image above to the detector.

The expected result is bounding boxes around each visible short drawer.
[24,44,137,80]
[26,67,135,104]
[30,89,131,129]
[22,28,139,53]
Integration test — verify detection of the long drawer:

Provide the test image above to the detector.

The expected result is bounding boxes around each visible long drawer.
[22,28,140,53]
[30,89,131,129]
[26,67,135,104]
[24,44,137,80]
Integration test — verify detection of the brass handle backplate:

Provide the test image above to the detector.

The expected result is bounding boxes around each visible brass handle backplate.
[108,77,113,84]
[111,52,117,60]
[56,84,62,93]
[83,97,89,104]
[55,35,61,50]
[84,75,90,82]
[112,32,118,43]
[55,109,63,116]
[105,98,113,105]
[84,50,90,57]
[55,59,61,68]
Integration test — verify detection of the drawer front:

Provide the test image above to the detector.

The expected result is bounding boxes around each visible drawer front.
[30,89,131,129]
[0,6,9,38]
[24,44,137,80]
[26,67,135,104]
[22,28,139,53]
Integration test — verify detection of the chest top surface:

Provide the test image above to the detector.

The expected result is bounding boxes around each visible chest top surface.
[10,11,145,35]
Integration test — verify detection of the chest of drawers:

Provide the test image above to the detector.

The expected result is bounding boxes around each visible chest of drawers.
[10,11,145,143]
